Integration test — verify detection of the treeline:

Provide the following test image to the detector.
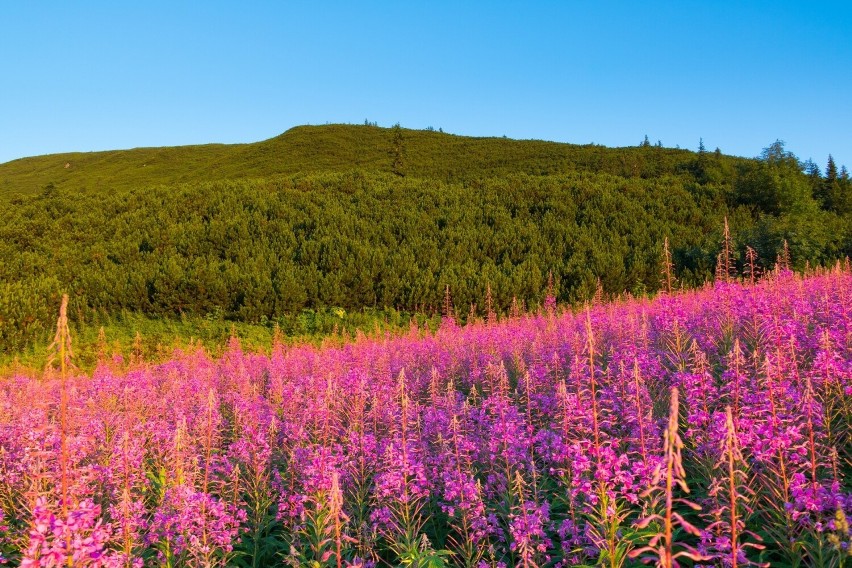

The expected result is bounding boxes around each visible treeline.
[1,134,851,354]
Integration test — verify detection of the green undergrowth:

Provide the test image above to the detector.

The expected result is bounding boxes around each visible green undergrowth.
[0,307,441,374]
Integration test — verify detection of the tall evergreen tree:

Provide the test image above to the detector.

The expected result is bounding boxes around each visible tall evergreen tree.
[823,155,848,213]
[804,159,821,179]
[806,159,827,207]
[695,138,709,182]
[829,163,852,215]
[826,155,838,183]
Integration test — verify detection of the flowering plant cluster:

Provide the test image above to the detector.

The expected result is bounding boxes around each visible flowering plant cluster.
[0,269,850,566]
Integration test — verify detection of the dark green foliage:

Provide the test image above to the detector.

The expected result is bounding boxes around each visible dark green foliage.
[822,155,852,215]
[733,140,816,216]
[827,155,838,183]
[0,125,849,354]
[0,277,63,354]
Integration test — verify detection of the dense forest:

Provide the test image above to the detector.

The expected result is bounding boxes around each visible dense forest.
[1,125,850,354]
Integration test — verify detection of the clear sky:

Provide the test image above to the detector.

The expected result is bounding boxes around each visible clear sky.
[2,1,850,170]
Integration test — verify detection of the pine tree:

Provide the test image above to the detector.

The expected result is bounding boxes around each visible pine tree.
[806,159,827,207]
[692,138,710,183]
[826,155,838,183]
[804,159,821,179]
[824,156,851,214]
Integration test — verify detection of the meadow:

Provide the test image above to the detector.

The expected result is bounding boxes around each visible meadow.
[1,267,850,567]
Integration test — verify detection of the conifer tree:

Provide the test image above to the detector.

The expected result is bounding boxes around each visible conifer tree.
[823,156,852,214]
[826,155,838,183]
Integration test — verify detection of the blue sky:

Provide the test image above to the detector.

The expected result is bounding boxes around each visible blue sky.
[2,1,850,170]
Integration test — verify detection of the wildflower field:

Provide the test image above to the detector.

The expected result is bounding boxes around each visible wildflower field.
[1,270,851,567]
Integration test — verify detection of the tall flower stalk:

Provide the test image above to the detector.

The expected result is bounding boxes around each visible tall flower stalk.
[704,407,765,567]
[631,388,707,567]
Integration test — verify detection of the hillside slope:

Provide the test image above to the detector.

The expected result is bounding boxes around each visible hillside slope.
[1,125,850,355]
[1,124,720,200]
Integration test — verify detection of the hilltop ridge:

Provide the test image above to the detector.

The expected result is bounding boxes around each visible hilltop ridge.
[1,124,718,200]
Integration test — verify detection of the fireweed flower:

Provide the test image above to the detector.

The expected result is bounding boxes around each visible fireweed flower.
[434,414,491,547]
[1,271,851,565]
[21,497,115,567]
[148,485,244,565]
[369,439,430,530]
[508,499,552,564]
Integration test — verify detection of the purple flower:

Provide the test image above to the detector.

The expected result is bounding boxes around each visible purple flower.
[21,498,115,567]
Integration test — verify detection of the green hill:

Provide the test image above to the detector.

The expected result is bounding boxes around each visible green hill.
[1,124,722,201]
[1,124,850,356]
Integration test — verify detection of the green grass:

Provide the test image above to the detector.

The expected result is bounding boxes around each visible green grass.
[0,306,441,373]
